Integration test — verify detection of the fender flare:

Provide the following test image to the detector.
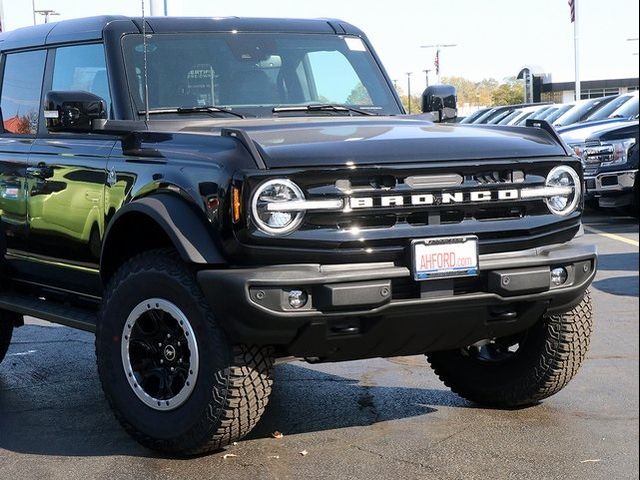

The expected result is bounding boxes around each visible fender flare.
[101,194,226,275]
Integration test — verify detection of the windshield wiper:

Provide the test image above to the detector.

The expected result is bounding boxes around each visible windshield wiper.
[272,104,377,116]
[139,106,246,119]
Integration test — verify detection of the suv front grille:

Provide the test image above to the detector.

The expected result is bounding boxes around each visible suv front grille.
[300,166,552,231]
[238,157,582,258]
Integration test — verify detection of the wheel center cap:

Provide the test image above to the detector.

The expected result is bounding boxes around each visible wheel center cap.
[163,345,177,362]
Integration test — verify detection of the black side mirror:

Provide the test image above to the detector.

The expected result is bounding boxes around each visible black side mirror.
[422,85,458,123]
[44,91,107,133]
[0,107,5,134]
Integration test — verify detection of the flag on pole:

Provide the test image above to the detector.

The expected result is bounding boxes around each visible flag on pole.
[434,49,440,75]
[568,0,576,22]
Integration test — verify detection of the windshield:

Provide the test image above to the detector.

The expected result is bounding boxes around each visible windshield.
[497,110,520,125]
[609,96,639,119]
[527,106,551,120]
[121,33,401,117]
[584,95,635,121]
[474,108,505,124]
[487,109,513,124]
[554,96,615,126]
[460,108,489,124]
[544,104,572,123]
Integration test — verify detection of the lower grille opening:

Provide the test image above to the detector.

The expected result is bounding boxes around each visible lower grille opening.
[391,275,486,300]
[454,275,486,295]
[391,278,421,299]
[474,206,525,221]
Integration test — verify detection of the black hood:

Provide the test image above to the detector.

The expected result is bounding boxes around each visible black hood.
[178,116,568,168]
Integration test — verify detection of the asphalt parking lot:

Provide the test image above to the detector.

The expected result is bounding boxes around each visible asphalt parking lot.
[0,210,637,480]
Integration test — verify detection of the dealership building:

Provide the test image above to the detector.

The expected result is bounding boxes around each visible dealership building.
[542,77,639,102]
[518,66,639,103]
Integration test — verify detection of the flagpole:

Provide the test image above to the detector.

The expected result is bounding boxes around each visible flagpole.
[420,44,457,85]
[574,0,581,100]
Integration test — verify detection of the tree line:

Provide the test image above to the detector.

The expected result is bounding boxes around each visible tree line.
[395,76,525,112]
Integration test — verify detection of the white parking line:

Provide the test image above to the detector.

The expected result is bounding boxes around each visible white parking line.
[584,226,639,247]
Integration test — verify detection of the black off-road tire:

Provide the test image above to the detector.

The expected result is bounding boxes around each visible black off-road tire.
[96,250,274,456]
[427,292,593,407]
[0,315,13,365]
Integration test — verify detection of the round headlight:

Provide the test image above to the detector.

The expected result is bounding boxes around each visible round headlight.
[545,165,581,216]
[251,179,305,235]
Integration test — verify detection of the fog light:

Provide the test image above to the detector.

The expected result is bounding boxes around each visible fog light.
[288,289,308,309]
[551,267,568,286]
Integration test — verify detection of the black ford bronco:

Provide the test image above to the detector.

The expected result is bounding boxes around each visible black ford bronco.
[0,16,596,455]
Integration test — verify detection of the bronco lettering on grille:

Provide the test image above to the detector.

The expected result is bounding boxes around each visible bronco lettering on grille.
[349,189,521,209]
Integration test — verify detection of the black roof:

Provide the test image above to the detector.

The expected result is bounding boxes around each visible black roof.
[0,15,363,52]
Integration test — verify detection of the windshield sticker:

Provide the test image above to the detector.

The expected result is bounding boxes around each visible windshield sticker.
[345,37,367,52]
[186,64,216,106]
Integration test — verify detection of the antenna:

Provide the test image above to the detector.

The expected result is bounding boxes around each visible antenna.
[141,0,151,125]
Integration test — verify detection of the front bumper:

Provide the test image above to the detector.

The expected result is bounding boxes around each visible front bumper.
[585,170,637,206]
[198,241,597,361]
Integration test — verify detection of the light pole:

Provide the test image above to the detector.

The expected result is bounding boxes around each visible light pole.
[406,72,413,114]
[572,0,581,100]
[423,69,431,88]
[420,44,457,84]
[34,9,60,23]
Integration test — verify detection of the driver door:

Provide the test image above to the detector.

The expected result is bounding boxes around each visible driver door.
[24,43,116,294]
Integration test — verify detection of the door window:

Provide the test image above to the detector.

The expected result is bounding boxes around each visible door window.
[52,44,113,118]
[0,50,46,135]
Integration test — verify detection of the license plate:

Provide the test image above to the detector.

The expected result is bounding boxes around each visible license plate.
[412,236,479,281]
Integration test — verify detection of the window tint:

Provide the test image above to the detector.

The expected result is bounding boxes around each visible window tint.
[52,44,112,117]
[1,50,46,135]
[304,51,373,105]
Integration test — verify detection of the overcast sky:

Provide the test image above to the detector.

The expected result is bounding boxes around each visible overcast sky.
[2,0,638,91]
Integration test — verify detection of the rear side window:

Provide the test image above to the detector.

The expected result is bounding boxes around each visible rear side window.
[0,50,46,135]
[52,44,113,118]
